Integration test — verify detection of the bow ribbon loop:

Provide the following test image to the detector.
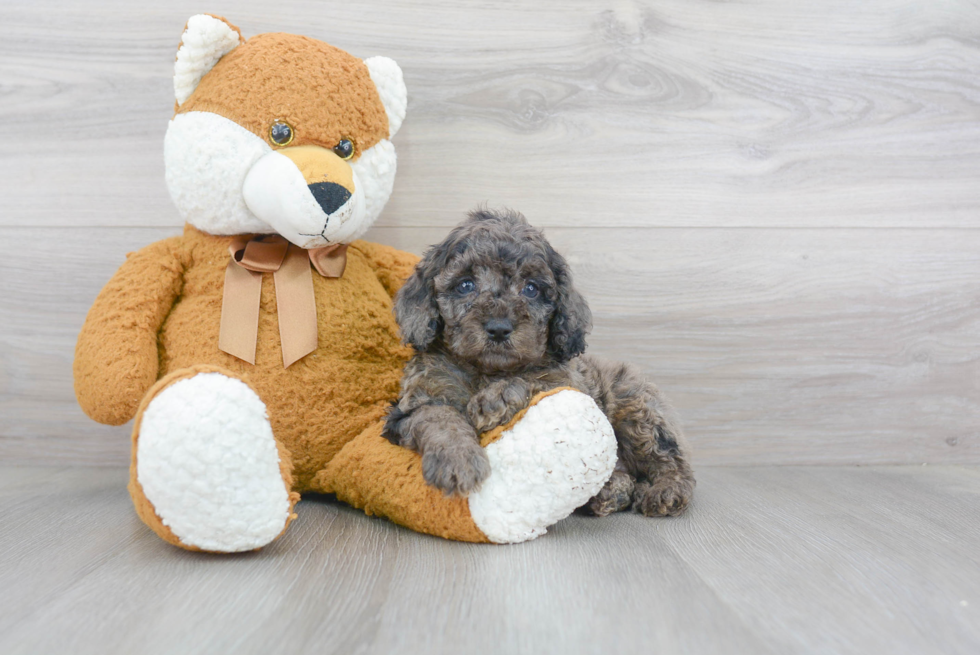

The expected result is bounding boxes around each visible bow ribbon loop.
[218,235,349,368]
[232,234,289,272]
[308,243,349,277]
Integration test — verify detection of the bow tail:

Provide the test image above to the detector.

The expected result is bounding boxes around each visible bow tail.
[218,260,263,364]
[274,245,319,368]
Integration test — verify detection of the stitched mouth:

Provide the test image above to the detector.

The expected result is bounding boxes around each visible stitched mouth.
[299,216,333,242]
[298,216,343,245]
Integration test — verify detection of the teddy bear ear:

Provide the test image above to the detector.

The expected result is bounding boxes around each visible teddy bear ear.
[174,14,244,106]
[364,56,407,138]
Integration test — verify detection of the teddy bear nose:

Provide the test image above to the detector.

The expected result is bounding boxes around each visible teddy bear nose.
[485,318,514,343]
[309,181,352,215]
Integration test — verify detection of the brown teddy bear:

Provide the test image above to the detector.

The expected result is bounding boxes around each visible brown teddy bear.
[74,15,617,552]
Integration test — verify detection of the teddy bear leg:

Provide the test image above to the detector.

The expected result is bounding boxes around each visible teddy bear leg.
[316,387,617,543]
[128,366,299,553]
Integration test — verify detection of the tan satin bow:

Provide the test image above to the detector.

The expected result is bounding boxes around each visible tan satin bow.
[218,235,348,367]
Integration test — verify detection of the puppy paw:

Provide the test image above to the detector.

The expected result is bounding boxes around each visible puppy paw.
[633,475,694,517]
[422,440,491,496]
[580,470,635,517]
[467,378,531,433]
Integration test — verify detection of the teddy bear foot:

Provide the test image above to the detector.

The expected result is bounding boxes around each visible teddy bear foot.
[129,368,297,553]
[468,388,618,543]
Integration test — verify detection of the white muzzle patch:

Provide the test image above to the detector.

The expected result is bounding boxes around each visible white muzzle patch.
[166,112,396,246]
[242,151,357,249]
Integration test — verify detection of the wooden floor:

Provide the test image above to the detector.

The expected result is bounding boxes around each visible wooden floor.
[2,465,978,655]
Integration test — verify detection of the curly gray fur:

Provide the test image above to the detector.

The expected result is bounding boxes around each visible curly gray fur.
[384,208,695,516]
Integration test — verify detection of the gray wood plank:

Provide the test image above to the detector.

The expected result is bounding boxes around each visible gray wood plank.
[1,1,979,229]
[2,225,977,466]
[1,466,978,654]
[0,467,773,655]
[659,466,980,655]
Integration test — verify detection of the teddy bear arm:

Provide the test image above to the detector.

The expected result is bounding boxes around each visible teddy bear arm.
[350,240,421,299]
[74,237,186,425]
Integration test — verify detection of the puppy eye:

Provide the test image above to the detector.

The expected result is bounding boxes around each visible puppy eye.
[522,282,539,298]
[455,279,476,294]
[269,121,294,146]
[333,138,355,160]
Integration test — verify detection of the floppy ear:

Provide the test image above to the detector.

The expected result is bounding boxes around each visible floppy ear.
[364,56,407,138]
[393,252,443,351]
[547,248,592,363]
[174,14,244,106]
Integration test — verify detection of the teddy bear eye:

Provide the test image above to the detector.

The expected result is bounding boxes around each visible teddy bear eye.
[269,121,294,146]
[333,138,355,160]
[455,279,475,295]
[521,282,539,299]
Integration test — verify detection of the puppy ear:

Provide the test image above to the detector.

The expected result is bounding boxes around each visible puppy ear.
[547,249,592,363]
[394,252,442,351]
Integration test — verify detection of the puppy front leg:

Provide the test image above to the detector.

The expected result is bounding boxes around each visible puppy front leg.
[389,404,491,496]
[466,378,532,433]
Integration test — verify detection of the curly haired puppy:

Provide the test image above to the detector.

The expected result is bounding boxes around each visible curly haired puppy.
[383,209,695,517]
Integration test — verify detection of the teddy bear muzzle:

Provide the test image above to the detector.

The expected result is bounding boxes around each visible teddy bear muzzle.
[242,144,364,249]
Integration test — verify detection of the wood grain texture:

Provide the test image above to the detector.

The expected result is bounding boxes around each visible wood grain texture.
[2,465,979,654]
[1,0,978,465]
[1,0,979,228]
[2,226,977,466]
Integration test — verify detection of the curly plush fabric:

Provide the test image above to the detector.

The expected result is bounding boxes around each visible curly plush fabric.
[75,18,617,549]
[128,365,300,553]
[319,387,618,543]
[174,15,244,106]
[75,224,419,490]
[315,421,490,543]
[82,227,618,546]
[178,32,389,157]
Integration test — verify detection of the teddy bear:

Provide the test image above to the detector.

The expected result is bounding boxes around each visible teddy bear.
[73,15,617,552]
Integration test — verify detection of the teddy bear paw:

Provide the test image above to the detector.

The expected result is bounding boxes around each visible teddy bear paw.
[467,389,617,543]
[133,372,294,552]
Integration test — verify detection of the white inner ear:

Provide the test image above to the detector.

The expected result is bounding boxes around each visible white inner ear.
[174,15,241,105]
[364,56,407,137]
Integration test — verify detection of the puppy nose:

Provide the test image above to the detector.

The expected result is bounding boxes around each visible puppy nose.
[485,318,513,342]
[309,181,352,215]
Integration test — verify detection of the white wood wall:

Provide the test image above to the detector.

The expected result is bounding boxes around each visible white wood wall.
[2,0,978,466]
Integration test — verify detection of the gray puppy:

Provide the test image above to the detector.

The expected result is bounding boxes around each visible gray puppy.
[383,209,695,517]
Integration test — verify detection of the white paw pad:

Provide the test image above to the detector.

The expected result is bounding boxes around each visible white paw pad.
[136,373,291,552]
[468,390,618,543]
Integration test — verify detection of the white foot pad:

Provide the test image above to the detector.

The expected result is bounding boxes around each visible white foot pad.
[136,373,291,552]
[469,390,617,544]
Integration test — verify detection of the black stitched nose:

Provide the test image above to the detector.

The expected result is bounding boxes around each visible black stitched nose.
[485,318,513,343]
[308,182,352,215]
